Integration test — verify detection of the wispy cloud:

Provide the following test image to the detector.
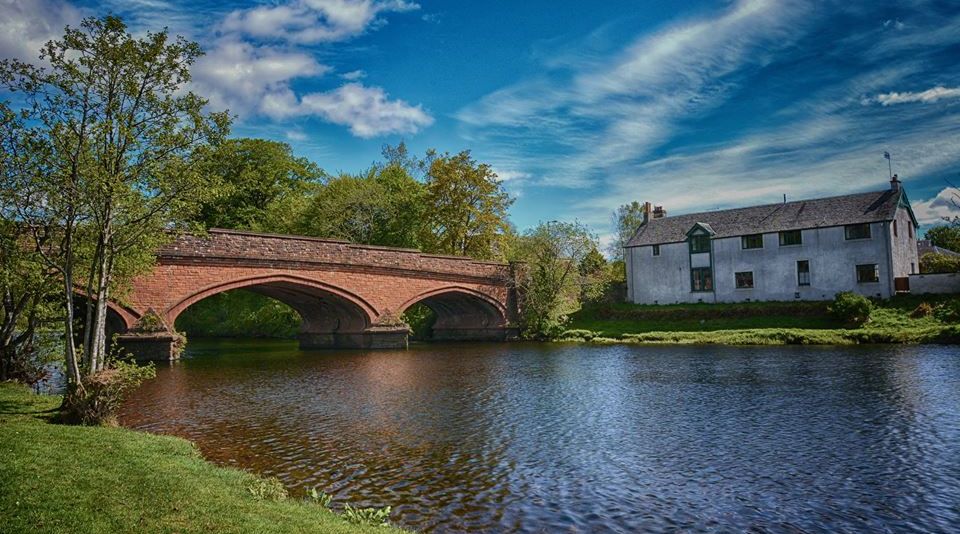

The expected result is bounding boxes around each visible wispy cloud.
[340,69,367,81]
[865,86,960,106]
[458,0,810,188]
[221,0,419,44]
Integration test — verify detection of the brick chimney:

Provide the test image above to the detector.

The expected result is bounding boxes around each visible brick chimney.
[642,201,653,223]
[890,173,901,192]
[653,205,666,218]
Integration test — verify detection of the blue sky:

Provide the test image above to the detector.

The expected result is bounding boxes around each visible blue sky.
[4,0,960,245]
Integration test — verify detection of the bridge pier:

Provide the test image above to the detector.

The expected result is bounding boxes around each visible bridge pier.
[298,326,410,350]
[116,332,183,361]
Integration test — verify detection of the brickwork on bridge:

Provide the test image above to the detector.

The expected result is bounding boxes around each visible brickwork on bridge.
[113,229,521,359]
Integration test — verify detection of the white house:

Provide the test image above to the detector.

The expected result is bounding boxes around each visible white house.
[624,176,919,304]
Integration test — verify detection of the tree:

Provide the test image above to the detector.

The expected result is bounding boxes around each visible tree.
[193,138,324,232]
[925,221,960,253]
[609,201,646,261]
[0,17,228,396]
[421,150,513,260]
[920,252,960,274]
[296,165,426,248]
[511,221,598,338]
[0,221,60,382]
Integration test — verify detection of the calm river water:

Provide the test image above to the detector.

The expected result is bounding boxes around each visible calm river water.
[118,339,960,533]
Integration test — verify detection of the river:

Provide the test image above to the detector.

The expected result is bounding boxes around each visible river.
[118,339,960,533]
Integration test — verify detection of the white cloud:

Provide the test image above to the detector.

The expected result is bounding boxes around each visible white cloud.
[221,0,419,44]
[866,86,960,106]
[190,40,329,116]
[491,169,531,183]
[340,69,367,80]
[0,0,82,64]
[296,83,433,137]
[913,187,960,225]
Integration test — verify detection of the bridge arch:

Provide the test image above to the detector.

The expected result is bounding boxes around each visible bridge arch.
[398,286,511,342]
[166,274,384,349]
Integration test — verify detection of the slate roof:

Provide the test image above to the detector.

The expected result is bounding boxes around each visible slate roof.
[626,189,904,247]
[918,240,960,258]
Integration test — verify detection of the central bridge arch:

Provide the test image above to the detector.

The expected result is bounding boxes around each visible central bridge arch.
[398,286,512,341]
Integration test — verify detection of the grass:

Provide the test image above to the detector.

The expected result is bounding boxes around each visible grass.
[562,294,960,345]
[0,383,404,534]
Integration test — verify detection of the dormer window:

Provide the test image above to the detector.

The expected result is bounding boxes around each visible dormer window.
[689,235,710,253]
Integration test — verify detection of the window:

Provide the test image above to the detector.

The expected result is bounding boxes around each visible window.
[856,264,879,283]
[741,234,763,249]
[689,234,711,253]
[893,220,898,237]
[735,271,754,289]
[909,224,914,238]
[911,262,915,274]
[652,245,660,256]
[691,267,713,292]
[845,223,871,240]
[797,260,810,286]
[779,230,802,246]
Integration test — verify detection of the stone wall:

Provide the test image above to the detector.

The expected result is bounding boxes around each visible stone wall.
[909,273,960,295]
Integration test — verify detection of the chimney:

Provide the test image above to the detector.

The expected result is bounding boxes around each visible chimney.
[890,173,901,192]
[642,201,652,223]
[653,205,666,219]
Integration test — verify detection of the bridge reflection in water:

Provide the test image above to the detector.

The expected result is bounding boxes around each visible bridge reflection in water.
[96,229,520,359]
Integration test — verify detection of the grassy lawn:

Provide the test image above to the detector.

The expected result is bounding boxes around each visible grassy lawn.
[564,295,960,344]
[0,384,404,534]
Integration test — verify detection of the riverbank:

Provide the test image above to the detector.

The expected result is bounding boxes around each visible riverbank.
[0,383,403,534]
[562,295,960,345]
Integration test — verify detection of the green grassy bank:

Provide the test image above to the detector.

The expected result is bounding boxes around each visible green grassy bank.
[0,384,403,534]
[563,295,960,345]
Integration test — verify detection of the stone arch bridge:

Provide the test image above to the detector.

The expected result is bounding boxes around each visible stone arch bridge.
[106,229,520,359]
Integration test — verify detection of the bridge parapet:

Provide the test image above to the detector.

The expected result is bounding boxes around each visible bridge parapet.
[159,229,514,283]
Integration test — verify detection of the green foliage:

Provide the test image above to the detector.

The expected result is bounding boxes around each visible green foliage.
[0,15,230,383]
[609,201,646,260]
[342,504,393,527]
[60,359,156,426]
[0,222,61,382]
[919,252,960,273]
[402,303,436,340]
[307,488,333,508]
[933,299,960,323]
[175,290,301,339]
[925,221,960,252]
[296,166,425,248]
[511,221,599,338]
[247,477,288,502]
[135,309,169,334]
[0,383,406,533]
[420,150,513,260]
[828,292,874,327]
[194,138,324,232]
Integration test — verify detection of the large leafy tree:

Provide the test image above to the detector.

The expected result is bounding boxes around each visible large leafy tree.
[421,150,513,260]
[926,221,960,253]
[0,16,229,390]
[511,220,598,338]
[194,138,323,232]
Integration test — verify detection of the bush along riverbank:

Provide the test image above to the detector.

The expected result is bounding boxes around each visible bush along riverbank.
[561,294,960,345]
[0,383,404,534]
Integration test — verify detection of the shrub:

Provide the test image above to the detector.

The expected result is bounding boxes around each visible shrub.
[829,292,873,327]
[60,359,156,425]
[247,477,287,501]
[919,252,960,274]
[342,504,392,527]
[307,487,332,508]
[911,302,934,318]
[934,299,960,323]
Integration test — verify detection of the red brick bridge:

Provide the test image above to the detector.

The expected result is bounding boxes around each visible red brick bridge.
[106,229,521,359]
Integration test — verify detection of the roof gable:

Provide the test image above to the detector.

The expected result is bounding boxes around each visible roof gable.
[686,222,716,237]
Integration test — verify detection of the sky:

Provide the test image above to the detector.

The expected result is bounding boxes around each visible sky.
[3,0,960,246]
